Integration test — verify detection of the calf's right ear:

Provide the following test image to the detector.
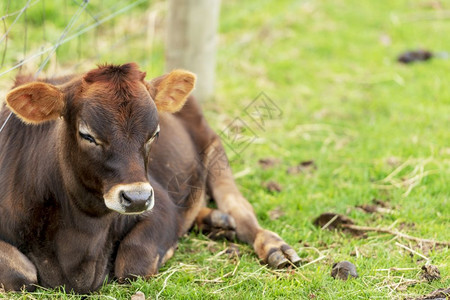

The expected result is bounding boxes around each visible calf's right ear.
[6,82,65,124]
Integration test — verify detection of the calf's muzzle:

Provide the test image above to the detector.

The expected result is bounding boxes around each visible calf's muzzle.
[119,189,153,213]
[104,182,154,214]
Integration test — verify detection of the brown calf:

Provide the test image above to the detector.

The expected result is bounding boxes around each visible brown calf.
[0,63,300,293]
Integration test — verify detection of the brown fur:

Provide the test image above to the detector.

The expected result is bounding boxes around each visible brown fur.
[0,63,299,294]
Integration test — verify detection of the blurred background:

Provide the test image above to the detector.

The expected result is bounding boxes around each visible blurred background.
[0,0,449,298]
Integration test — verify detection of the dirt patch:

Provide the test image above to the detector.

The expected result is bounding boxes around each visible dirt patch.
[356,198,393,214]
[263,181,283,193]
[372,198,390,208]
[287,160,317,175]
[313,213,450,248]
[356,204,380,214]
[398,49,433,64]
[258,157,281,170]
[420,265,441,282]
[313,212,365,237]
[331,261,358,280]
[313,212,354,229]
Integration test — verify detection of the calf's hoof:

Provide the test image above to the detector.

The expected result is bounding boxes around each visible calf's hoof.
[196,209,237,241]
[253,230,301,269]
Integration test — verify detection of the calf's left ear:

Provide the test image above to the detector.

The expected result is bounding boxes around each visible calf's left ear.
[147,70,196,113]
[6,82,64,124]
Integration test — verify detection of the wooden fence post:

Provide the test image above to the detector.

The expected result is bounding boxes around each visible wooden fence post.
[166,0,221,102]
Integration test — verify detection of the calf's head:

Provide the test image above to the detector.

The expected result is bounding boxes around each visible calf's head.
[6,63,196,215]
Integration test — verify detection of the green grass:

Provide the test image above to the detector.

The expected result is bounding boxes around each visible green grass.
[1,0,449,299]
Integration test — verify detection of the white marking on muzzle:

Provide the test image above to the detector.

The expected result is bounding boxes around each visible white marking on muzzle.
[103,182,154,214]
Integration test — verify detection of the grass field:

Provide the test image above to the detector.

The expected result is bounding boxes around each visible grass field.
[1,0,449,299]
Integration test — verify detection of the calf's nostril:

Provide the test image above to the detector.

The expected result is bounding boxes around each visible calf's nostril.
[120,191,132,206]
[119,189,153,212]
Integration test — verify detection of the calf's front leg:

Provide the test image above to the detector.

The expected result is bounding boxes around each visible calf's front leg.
[114,192,179,281]
[205,138,301,268]
[0,240,37,291]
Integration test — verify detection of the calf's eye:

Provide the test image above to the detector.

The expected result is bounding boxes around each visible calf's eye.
[79,132,98,145]
[144,125,160,154]
[149,125,160,143]
[153,130,160,141]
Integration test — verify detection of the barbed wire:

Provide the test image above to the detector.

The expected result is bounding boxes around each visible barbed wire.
[0,0,151,132]
[35,0,89,77]
[1,0,148,76]
[0,0,33,45]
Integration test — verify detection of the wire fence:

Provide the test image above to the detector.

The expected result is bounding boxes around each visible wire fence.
[0,0,165,98]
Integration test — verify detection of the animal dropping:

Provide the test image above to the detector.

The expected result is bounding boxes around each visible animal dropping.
[331,261,358,281]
